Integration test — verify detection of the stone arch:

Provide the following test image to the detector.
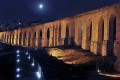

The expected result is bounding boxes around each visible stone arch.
[64,24,69,47]
[108,15,117,56]
[97,17,104,55]
[86,19,92,50]
[23,32,26,46]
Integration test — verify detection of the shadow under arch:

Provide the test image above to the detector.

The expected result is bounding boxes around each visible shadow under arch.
[108,15,116,56]
[97,17,104,55]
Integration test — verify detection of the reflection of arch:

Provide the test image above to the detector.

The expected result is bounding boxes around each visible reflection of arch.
[98,17,104,55]
[23,32,26,46]
[64,24,69,47]
[108,15,116,56]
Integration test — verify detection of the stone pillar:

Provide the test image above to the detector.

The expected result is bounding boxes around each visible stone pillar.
[102,40,108,56]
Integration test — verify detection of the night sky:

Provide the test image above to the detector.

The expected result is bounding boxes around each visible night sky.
[0,0,120,25]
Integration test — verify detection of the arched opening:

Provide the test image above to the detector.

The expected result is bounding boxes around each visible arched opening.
[108,16,116,56]
[39,30,42,47]
[7,34,8,43]
[59,25,61,46]
[64,24,69,47]
[47,28,50,47]
[40,31,42,38]
[47,28,50,39]
[87,20,92,50]
[79,25,83,47]
[90,23,92,41]
[98,17,104,55]
[28,32,31,46]
[54,27,58,47]
[33,32,36,47]
[16,33,18,45]
[19,33,22,45]
[23,32,26,46]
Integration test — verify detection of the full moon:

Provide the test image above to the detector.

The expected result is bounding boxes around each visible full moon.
[39,4,43,9]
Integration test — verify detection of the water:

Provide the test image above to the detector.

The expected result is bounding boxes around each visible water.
[15,50,44,80]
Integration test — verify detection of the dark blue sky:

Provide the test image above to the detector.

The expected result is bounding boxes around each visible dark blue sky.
[0,0,120,25]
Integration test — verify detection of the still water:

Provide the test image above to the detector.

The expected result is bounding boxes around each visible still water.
[15,50,44,80]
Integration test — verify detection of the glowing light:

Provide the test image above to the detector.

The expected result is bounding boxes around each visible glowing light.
[97,69,101,73]
[26,52,28,55]
[16,74,20,78]
[31,63,35,67]
[36,71,41,78]
[31,58,35,67]
[39,4,43,9]
[28,54,31,59]
[16,68,20,72]
[17,59,20,63]
[16,50,20,53]
[17,54,20,57]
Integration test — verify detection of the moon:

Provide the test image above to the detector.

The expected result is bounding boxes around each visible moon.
[39,4,43,9]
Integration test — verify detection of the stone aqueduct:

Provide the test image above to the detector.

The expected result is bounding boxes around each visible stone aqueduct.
[0,4,120,56]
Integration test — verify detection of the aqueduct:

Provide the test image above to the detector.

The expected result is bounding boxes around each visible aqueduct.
[0,3,120,56]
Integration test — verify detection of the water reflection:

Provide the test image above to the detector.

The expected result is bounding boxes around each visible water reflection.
[15,50,44,80]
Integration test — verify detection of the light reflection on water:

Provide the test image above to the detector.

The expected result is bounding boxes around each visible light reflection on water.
[15,50,44,80]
